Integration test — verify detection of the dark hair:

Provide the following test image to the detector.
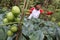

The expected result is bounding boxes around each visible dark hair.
[34,2,43,7]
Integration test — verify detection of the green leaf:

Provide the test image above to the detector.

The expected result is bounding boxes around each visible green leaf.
[46,35,53,40]
[19,35,26,40]
[0,28,6,40]
[29,30,44,40]
[7,37,13,40]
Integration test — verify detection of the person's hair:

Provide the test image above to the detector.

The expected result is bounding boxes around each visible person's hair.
[34,2,43,7]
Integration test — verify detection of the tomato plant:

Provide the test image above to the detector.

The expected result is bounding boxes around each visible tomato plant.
[0,0,60,40]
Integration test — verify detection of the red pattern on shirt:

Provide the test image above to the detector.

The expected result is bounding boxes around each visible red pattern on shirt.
[29,7,53,15]
[29,7,44,14]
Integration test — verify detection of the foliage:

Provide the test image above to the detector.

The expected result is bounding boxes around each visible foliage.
[0,13,60,40]
[22,17,60,40]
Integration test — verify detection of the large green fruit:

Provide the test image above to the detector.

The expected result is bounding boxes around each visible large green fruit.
[10,25,18,32]
[6,12,14,21]
[15,17,20,22]
[7,30,13,36]
[12,6,20,16]
[3,18,8,24]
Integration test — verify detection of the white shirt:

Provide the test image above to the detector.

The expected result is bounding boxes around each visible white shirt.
[28,8,40,19]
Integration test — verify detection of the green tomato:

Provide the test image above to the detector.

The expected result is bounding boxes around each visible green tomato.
[15,18,20,22]
[7,30,13,37]
[10,25,18,32]
[12,6,20,16]
[6,12,14,21]
[3,18,8,24]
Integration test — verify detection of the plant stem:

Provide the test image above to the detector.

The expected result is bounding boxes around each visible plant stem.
[0,22,19,26]
[15,0,27,40]
[25,0,30,9]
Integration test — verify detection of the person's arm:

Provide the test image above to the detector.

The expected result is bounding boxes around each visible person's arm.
[28,13,33,19]
[46,11,53,15]
[28,7,34,19]
[40,9,53,15]
[40,9,45,16]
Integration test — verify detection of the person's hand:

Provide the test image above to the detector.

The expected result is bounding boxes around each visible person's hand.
[46,11,53,15]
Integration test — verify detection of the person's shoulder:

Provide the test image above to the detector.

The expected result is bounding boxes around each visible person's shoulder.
[29,7,35,13]
[30,7,35,10]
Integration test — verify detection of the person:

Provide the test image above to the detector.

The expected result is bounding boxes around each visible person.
[28,2,53,19]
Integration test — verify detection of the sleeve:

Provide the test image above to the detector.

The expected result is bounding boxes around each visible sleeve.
[40,9,44,14]
[29,7,34,13]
